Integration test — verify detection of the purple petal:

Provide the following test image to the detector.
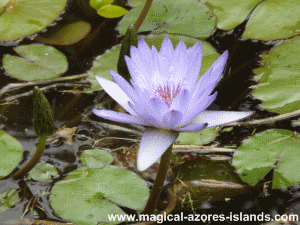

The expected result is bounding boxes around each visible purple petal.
[92,109,148,126]
[162,110,183,130]
[186,41,202,87]
[169,41,188,84]
[191,110,254,127]
[95,76,136,115]
[174,122,207,132]
[181,92,218,125]
[109,70,139,103]
[159,37,174,66]
[137,38,153,69]
[170,89,190,112]
[137,128,179,171]
[128,102,161,128]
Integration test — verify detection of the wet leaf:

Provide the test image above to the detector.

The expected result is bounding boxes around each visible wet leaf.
[0,189,19,213]
[50,166,149,225]
[0,131,23,179]
[35,21,92,45]
[176,127,218,146]
[90,0,113,9]
[0,0,69,43]
[3,45,68,81]
[80,149,114,169]
[29,162,58,181]
[118,0,215,39]
[252,36,300,114]
[233,129,300,189]
[88,34,219,89]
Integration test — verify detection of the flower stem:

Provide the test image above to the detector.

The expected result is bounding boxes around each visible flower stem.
[142,144,173,215]
[13,135,48,179]
[134,0,153,32]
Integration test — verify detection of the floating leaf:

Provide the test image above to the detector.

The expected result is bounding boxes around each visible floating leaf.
[29,162,58,181]
[3,45,68,81]
[203,0,261,31]
[35,21,92,45]
[204,0,300,41]
[97,5,128,18]
[0,0,69,44]
[90,0,113,9]
[176,127,218,146]
[87,34,219,89]
[0,131,23,179]
[80,149,114,169]
[242,0,300,40]
[252,36,300,114]
[0,189,19,213]
[233,129,300,189]
[118,0,215,39]
[50,166,149,225]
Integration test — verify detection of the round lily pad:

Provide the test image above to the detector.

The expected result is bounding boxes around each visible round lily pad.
[97,5,128,18]
[0,0,69,44]
[80,149,114,169]
[176,127,218,146]
[233,129,300,189]
[3,44,68,81]
[204,0,300,41]
[242,0,300,40]
[252,36,300,114]
[29,162,59,181]
[50,166,149,225]
[0,130,23,179]
[35,21,92,46]
[203,0,261,31]
[87,34,220,89]
[117,0,215,39]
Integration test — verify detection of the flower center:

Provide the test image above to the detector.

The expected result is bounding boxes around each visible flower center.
[156,83,181,107]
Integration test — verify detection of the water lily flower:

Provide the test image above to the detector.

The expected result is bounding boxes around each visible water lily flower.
[93,37,253,171]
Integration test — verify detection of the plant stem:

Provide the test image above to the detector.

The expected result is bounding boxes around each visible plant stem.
[142,144,173,215]
[134,0,153,32]
[13,135,48,179]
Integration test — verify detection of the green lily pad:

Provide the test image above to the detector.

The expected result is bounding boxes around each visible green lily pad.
[0,130,23,179]
[87,34,220,89]
[203,0,261,31]
[35,21,92,45]
[90,0,113,9]
[118,0,215,39]
[0,0,69,44]
[80,149,114,169]
[50,166,149,225]
[252,36,300,114]
[0,189,19,213]
[3,44,68,81]
[176,127,218,146]
[203,0,300,41]
[29,162,59,181]
[97,5,128,18]
[233,129,300,189]
[242,0,300,41]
